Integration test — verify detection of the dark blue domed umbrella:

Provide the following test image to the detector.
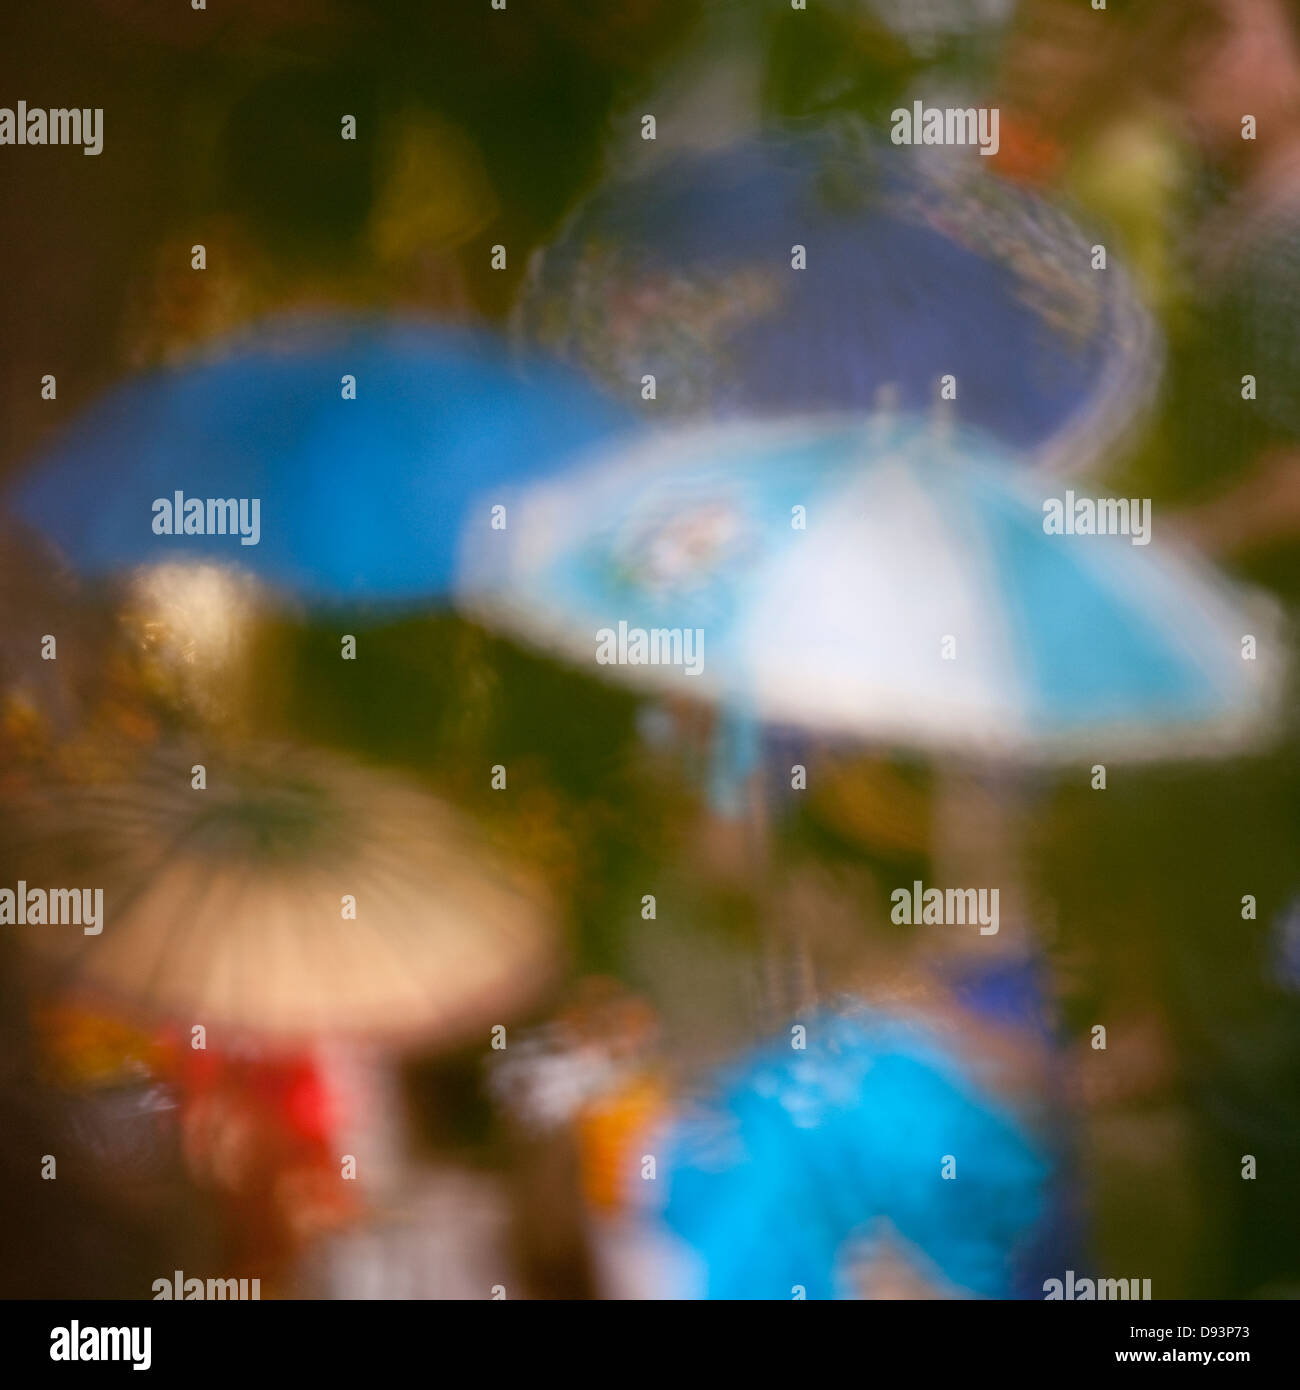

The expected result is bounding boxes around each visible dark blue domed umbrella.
[6,314,634,608]
[519,130,1157,471]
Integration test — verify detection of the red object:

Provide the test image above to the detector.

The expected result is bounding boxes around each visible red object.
[990,116,1066,188]
[168,1046,350,1276]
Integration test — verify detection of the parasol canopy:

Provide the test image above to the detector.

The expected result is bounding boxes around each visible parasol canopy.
[457,414,1284,762]
[641,1007,1049,1299]
[6,313,633,608]
[519,130,1157,472]
[7,742,556,1044]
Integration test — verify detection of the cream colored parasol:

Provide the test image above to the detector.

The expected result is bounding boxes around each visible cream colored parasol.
[9,741,556,1045]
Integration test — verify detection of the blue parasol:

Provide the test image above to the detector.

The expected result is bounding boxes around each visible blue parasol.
[641,1007,1050,1299]
[519,130,1157,471]
[457,414,1284,764]
[6,313,634,608]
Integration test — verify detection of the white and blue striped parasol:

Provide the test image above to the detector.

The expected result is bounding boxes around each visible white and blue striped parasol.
[457,415,1284,762]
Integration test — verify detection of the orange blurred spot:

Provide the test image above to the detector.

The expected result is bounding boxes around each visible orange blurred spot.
[577,1075,668,1213]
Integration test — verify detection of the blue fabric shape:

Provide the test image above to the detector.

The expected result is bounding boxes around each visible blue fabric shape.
[655,1009,1050,1299]
[7,314,633,607]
